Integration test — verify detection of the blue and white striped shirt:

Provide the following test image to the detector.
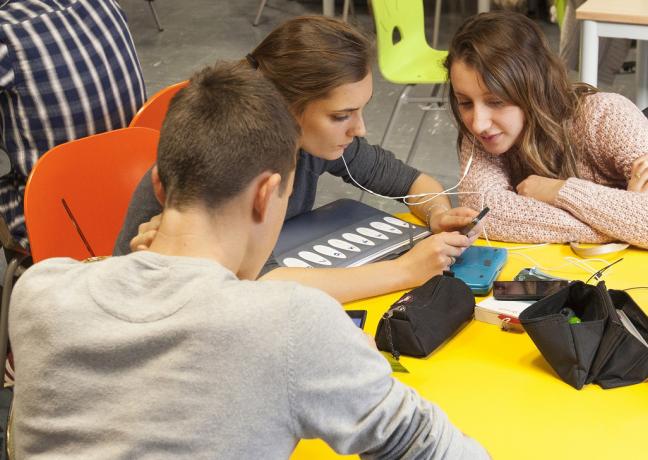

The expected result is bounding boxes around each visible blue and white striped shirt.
[0,0,146,246]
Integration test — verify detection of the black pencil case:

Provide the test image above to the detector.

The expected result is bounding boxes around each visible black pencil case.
[375,273,475,359]
[519,281,648,389]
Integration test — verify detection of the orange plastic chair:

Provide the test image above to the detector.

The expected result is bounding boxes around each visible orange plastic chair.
[129,80,188,131]
[24,127,160,262]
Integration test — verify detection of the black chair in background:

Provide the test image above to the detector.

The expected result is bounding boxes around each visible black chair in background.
[0,217,30,460]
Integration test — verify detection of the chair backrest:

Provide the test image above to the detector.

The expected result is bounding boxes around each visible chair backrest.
[129,80,188,131]
[24,127,160,262]
[371,0,428,72]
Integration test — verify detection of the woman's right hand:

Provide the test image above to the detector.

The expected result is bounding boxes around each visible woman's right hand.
[129,213,162,252]
[395,231,474,288]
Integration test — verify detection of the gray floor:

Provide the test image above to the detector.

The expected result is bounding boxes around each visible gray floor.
[120,0,637,215]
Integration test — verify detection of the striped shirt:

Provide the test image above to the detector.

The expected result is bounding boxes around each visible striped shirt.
[0,0,146,246]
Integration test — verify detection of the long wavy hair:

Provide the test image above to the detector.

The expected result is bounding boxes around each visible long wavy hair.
[444,11,597,184]
[247,16,373,116]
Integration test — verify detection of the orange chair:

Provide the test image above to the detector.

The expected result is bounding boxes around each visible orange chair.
[129,80,188,131]
[24,127,160,262]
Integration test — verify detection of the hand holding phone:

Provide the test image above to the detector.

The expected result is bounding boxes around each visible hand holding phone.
[459,207,489,236]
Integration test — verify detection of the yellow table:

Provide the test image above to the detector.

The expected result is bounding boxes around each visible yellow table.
[292,238,648,460]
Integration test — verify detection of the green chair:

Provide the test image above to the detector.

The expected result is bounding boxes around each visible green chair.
[371,0,447,164]
[554,0,566,27]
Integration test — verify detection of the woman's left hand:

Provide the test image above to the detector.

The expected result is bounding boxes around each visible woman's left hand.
[516,175,565,204]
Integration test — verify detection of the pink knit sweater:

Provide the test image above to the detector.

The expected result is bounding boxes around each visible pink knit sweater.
[457,92,648,248]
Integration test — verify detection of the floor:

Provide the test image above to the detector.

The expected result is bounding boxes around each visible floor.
[119,0,637,214]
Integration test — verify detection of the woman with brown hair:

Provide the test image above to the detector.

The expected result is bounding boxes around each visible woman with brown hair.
[445,11,648,248]
[116,16,481,303]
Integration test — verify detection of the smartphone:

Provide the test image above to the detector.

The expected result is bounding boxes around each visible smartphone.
[493,280,569,301]
[460,207,490,236]
[346,310,367,329]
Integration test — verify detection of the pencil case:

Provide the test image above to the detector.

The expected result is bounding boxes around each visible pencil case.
[519,281,648,389]
[375,272,475,359]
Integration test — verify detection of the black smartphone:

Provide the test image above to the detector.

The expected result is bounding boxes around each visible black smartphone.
[346,310,367,329]
[459,207,490,235]
[493,280,569,301]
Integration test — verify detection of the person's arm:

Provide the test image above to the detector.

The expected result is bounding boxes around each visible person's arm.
[261,231,473,304]
[286,286,490,459]
[131,213,474,302]
[515,93,648,248]
[405,173,481,235]
[457,137,609,244]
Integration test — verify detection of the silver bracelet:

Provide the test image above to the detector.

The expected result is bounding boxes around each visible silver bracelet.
[425,203,449,230]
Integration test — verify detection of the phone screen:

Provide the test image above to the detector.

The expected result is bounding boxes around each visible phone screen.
[346,310,367,329]
[493,280,569,300]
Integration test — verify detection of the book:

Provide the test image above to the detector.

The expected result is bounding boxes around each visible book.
[475,296,535,331]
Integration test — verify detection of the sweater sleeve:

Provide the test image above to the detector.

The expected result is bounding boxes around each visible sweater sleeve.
[286,286,488,459]
[457,138,609,244]
[326,137,421,198]
[553,93,648,248]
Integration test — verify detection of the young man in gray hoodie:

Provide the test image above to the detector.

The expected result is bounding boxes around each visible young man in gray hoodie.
[9,61,489,459]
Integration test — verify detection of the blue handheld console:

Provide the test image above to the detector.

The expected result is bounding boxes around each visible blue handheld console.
[450,246,508,295]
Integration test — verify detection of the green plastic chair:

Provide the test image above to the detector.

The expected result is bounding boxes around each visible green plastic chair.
[372,0,448,164]
[555,0,566,28]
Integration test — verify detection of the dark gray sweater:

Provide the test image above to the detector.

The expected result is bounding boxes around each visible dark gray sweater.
[113,137,420,257]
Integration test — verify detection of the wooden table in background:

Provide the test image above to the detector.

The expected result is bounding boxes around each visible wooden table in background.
[577,0,648,108]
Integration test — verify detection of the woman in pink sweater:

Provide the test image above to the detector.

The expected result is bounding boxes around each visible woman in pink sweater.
[444,11,648,248]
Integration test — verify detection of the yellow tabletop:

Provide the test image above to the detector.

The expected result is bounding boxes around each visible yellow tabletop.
[292,236,648,460]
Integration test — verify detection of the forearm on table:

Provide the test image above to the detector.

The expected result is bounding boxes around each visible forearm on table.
[555,178,648,248]
[259,261,413,304]
[466,187,609,244]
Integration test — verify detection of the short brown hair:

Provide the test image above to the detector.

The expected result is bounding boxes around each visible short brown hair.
[157,61,300,210]
[248,15,373,115]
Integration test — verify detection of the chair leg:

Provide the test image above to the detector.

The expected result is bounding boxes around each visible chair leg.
[432,0,442,49]
[0,255,26,382]
[380,84,414,148]
[146,0,163,32]
[404,109,432,166]
[405,85,443,165]
[342,0,355,22]
[254,0,268,26]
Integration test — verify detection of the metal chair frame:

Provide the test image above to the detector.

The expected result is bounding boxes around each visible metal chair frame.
[146,0,163,32]
[375,0,445,166]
